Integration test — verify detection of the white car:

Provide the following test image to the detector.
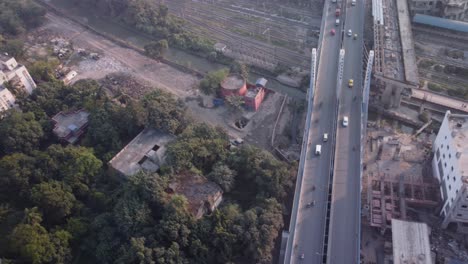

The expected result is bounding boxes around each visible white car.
[347,29,352,37]
[315,144,322,155]
[352,0,356,5]
[335,19,340,26]
[343,116,349,127]
[323,133,329,142]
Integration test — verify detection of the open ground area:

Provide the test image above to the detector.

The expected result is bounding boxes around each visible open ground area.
[24,11,295,151]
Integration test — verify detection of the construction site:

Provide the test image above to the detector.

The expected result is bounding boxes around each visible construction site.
[362,0,468,259]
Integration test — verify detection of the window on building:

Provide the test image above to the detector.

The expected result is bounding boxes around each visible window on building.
[436,148,441,160]
[447,145,450,150]
[462,205,467,209]
[452,197,454,203]
[443,154,446,159]
[449,185,452,190]
[449,154,452,159]
[445,136,447,139]
[452,166,454,171]
[457,214,462,217]
[454,177,456,182]
[445,162,447,168]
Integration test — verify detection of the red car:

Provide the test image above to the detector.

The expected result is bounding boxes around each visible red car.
[330,29,336,35]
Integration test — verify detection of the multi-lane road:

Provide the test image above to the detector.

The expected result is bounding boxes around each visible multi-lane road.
[288,1,342,262]
[283,0,365,262]
[326,0,365,261]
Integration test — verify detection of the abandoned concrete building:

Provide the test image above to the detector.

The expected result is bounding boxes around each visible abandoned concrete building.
[52,110,90,144]
[109,128,175,177]
[168,173,223,219]
[433,111,468,231]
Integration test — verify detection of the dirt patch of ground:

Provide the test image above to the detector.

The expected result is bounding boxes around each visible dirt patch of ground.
[25,12,290,150]
[32,13,199,98]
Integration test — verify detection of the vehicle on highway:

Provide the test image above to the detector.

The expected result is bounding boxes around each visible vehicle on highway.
[335,19,340,26]
[315,144,322,155]
[300,253,305,259]
[348,79,354,87]
[330,28,336,35]
[354,33,358,39]
[335,8,341,16]
[332,0,337,3]
[306,201,316,207]
[347,29,352,37]
[343,116,349,127]
[352,0,356,5]
[323,133,328,142]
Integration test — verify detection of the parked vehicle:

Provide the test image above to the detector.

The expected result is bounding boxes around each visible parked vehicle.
[335,8,341,16]
[323,133,329,142]
[352,0,357,5]
[347,29,352,37]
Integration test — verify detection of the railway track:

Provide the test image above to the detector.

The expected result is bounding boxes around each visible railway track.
[169,0,312,46]
[419,70,468,90]
[167,0,313,66]
[417,53,468,69]
[413,27,468,50]
[183,14,309,66]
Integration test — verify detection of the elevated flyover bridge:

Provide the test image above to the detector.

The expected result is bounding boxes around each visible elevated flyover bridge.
[282,0,374,262]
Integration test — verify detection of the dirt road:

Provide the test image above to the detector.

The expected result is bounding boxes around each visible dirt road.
[39,12,199,98]
[29,11,292,150]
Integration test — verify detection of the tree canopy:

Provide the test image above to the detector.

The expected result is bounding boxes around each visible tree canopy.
[199,68,229,95]
[0,0,46,35]
[0,58,295,263]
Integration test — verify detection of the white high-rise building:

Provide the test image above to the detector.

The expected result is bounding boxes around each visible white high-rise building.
[0,85,15,112]
[0,54,36,94]
[432,110,468,231]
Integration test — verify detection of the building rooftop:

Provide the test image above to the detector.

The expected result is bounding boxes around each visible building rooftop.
[221,74,245,91]
[413,14,468,33]
[0,53,12,62]
[52,110,90,144]
[447,113,468,178]
[246,87,261,98]
[391,219,432,264]
[109,128,175,177]
[168,173,223,219]
[396,0,419,85]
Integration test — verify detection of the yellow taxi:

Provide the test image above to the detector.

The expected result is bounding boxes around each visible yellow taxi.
[348,79,354,88]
